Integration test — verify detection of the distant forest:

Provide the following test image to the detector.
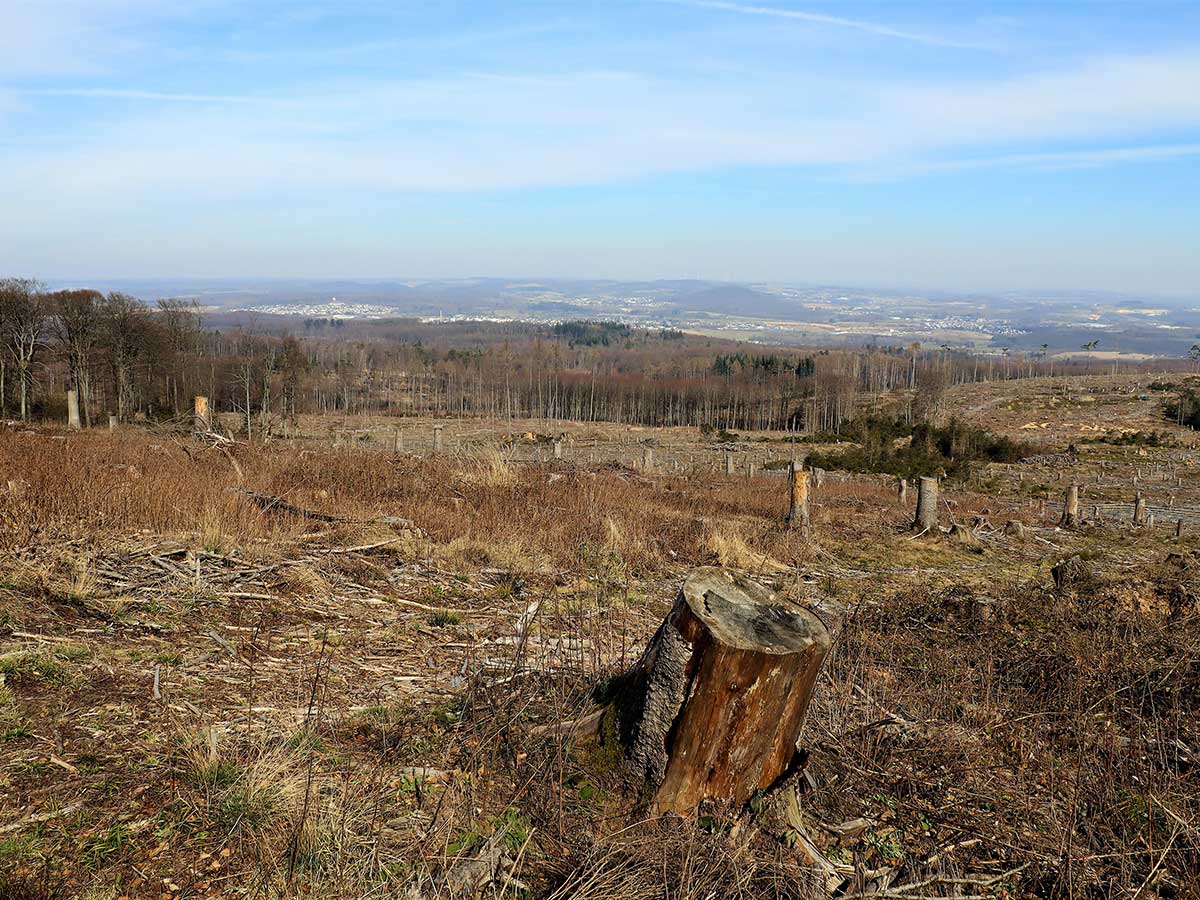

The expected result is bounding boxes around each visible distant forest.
[0,277,1187,436]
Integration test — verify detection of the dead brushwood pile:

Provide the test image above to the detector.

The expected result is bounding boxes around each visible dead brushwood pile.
[1,422,1199,899]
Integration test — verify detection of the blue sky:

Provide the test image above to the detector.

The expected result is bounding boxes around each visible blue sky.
[2,1,1199,295]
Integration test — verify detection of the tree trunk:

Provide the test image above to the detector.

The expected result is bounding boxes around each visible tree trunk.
[914,476,939,531]
[610,567,835,816]
[1133,494,1146,526]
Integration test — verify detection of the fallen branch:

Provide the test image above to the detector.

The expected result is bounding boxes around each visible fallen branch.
[230,487,347,523]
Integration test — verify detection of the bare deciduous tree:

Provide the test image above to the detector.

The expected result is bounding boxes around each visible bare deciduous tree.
[50,289,104,427]
[0,278,48,421]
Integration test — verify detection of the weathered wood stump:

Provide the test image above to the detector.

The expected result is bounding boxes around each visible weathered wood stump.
[193,395,211,433]
[610,567,835,816]
[914,476,938,531]
[1133,494,1146,526]
[786,463,811,536]
[1060,483,1079,527]
[66,390,81,430]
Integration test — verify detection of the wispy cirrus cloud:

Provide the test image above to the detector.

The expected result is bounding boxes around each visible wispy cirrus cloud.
[7,49,1200,196]
[24,87,285,105]
[660,0,984,49]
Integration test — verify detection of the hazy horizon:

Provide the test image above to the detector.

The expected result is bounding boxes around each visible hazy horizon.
[4,1,1200,295]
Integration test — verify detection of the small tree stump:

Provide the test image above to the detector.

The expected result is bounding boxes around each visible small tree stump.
[1060,484,1079,528]
[610,567,835,816]
[1133,494,1146,526]
[914,476,938,531]
[193,396,211,433]
[66,390,81,430]
[786,463,811,536]
[1052,555,1090,592]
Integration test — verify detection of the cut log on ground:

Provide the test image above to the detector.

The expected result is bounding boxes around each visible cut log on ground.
[609,567,836,816]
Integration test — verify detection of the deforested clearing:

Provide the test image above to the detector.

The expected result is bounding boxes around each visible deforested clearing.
[1,374,1199,899]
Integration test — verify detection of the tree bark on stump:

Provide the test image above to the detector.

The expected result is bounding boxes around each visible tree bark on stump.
[193,396,211,433]
[786,464,811,536]
[1060,484,1079,528]
[914,477,938,531]
[66,390,81,430]
[610,567,835,816]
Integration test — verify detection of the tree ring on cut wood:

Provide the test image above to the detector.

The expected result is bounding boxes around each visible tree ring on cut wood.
[609,567,835,816]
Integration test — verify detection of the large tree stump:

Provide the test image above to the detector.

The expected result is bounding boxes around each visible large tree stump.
[611,567,835,816]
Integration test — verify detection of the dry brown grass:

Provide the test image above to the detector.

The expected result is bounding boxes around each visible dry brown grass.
[3,420,1200,898]
[0,428,805,572]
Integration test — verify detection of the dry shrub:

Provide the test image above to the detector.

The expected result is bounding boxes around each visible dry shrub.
[453,446,518,489]
[278,563,332,598]
[704,521,788,572]
[545,820,823,900]
[439,536,551,574]
[181,728,380,889]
